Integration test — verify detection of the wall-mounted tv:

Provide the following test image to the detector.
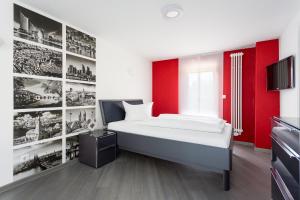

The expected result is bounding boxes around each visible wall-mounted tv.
[267,56,295,91]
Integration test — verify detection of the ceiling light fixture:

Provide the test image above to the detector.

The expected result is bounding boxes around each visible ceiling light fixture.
[162,4,183,19]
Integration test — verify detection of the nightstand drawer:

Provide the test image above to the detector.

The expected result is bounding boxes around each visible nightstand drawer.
[97,147,116,168]
[273,159,300,200]
[271,168,293,200]
[272,174,287,200]
[272,120,300,155]
[272,136,299,183]
[98,134,116,150]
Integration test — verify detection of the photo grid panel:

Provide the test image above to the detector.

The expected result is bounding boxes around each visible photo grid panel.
[66,108,96,135]
[14,40,63,78]
[66,54,96,82]
[66,26,96,59]
[64,26,97,164]
[14,4,62,49]
[65,82,96,107]
[12,3,97,181]
[14,76,62,109]
[66,135,79,161]
[14,110,62,146]
[13,139,62,181]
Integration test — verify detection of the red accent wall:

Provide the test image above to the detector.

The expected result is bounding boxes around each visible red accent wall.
[223,48,256,143]
[254,39,280,149]
[152,39,279,149]
[152,59,179,116]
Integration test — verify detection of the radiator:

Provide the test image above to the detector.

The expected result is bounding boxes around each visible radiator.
[230,52,243,136]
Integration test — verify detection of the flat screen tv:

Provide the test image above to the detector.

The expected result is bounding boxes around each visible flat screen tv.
[267,56,295,91]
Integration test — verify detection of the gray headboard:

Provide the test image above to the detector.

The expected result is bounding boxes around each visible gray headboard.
[99,99,143,126]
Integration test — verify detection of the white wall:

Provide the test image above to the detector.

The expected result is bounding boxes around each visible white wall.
[0,0,151,187]
[279,11,300,118]
[0,0,14,188]
[95,37,152,129]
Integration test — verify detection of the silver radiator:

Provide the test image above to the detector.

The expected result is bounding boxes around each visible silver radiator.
[230,52,243,136]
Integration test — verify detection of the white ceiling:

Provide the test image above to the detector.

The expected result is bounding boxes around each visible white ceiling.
[19,0,300,61]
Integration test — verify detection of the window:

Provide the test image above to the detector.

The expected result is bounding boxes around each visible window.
[188,71,216,116]
[179,54,223,117]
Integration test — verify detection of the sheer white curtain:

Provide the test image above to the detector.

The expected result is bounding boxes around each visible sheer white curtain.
[179,53,223,117]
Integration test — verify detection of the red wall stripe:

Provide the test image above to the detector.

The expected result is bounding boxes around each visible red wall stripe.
[254,39,280,149]
[152,59,179,116]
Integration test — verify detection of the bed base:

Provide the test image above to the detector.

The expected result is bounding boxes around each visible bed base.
[114,131,233,191]
[99,99,233,191]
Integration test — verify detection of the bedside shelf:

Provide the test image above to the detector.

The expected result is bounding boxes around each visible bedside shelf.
[79,130,117,168]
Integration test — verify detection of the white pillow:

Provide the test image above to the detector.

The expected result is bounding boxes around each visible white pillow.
[122,101,153,121]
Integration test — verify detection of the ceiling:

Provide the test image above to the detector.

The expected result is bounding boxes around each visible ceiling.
[19,0,300,61]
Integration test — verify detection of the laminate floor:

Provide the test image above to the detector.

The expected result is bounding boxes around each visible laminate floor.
[0,144,271,200]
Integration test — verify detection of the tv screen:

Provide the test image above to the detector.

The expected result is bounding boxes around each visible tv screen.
[267,56,295,91]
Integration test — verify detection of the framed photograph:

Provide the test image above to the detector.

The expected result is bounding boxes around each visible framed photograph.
[66,135,79,161]
[66,108,96,134]
[65,82,96,107]
[14,4,62,49]
[14,110,62,146]
[66,54,96,82]
[14,77,62,109]
[66,26,96,59]
[14,40,62,78]
[13,139,62,181]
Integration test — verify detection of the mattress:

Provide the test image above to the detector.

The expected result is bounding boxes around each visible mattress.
[108,120,233,148]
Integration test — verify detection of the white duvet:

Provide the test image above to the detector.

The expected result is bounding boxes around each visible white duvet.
[137,117,224,133]
[108,119,232,148]
[158,114,225,124]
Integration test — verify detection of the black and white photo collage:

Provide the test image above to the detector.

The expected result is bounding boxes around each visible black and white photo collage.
[13,4,96,181]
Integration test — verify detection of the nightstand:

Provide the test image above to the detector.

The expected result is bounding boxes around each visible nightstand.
[79,129,117,168]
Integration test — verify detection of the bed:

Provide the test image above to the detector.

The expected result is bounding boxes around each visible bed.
[99,99,233,191]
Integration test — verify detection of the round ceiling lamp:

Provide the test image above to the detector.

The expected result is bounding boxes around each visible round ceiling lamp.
[162,4,183,19]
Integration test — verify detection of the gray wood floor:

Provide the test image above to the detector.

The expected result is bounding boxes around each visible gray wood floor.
[0,144,271,200]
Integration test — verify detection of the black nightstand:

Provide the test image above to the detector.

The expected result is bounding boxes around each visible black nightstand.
[79,129,117,168]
